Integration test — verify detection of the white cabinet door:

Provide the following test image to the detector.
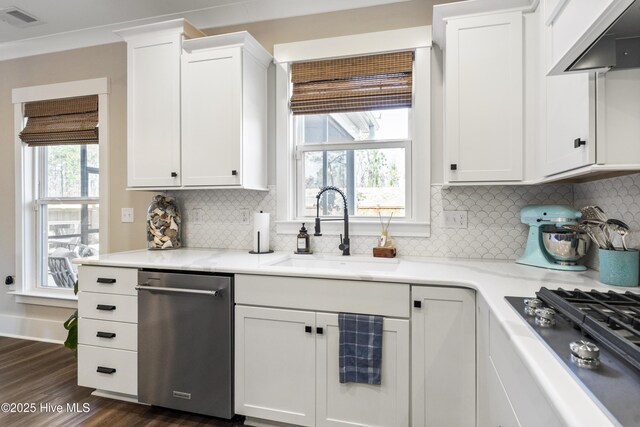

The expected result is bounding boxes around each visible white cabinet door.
[126,35,182,187]
[182,47,242,186]
[411,286,476,427]
[235,305,316,426]
[477,297,520,427]
[445,12,523,182]
[315,313,409,427]
[543,73,595,176]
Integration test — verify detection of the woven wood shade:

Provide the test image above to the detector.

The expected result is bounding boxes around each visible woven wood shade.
[20,95,99,146]
[290,51,413,115]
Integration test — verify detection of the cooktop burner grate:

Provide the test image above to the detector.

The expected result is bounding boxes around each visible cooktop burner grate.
[537,287,640,372]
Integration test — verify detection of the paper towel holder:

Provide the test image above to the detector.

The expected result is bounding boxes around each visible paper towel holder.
[249,231,274,254]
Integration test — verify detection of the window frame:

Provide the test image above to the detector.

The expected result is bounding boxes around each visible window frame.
[11,78,109,307]
[274,27,432,237]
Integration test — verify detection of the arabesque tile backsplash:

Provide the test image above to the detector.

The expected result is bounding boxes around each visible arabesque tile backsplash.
[169,173,640,263]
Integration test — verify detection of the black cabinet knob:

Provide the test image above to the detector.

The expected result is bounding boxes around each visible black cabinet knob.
[171,172,178,177]
[574,138,586,148]
[450,164,457,171]
[305,326,312,333]
[414,300,422,308]
[316,327,324,335]
[231,170,238,176]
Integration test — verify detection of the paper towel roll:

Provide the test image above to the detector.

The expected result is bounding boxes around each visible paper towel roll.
[253,211,270,253]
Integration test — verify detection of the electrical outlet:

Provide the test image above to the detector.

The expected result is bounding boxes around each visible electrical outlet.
[239,208,250,225]
[121,208,134,223]
[444,210,468,229]
[190,208,204,225]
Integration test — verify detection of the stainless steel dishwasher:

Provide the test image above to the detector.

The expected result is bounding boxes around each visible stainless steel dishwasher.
[137,270,233,418]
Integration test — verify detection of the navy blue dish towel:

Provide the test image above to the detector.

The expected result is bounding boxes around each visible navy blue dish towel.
[338,313,383,385]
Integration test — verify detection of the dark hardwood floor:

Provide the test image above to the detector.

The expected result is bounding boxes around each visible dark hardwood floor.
[0,337,245,427]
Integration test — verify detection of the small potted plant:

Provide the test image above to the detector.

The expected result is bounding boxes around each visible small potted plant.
[63,280,79,353]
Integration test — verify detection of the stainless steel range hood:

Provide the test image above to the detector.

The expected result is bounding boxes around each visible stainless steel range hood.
[568,0,640,71]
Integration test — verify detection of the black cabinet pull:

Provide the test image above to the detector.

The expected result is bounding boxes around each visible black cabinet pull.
[171,172,178,177]
[231,170,238,176]
[96,331,116,339]
[96,304,116,311]
[414,300,422,308]
[305,326,312,333]
[96,366,116,374]
[96,277,116,284]
[450,164,457,171]
[316,327,324,335]
[574,138,586,148]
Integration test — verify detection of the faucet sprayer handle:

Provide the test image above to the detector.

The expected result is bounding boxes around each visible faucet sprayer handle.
[339,234,349,251]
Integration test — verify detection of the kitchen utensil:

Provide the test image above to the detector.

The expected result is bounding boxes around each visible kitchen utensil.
[581,206,608,223]
[607,219,630,250]
[582,218,612,249]
[517,205,587,271]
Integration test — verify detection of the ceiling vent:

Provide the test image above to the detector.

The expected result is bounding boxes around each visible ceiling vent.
[0,7,43,28]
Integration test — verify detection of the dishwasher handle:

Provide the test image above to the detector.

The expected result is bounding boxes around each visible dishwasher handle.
[136,284,221,297]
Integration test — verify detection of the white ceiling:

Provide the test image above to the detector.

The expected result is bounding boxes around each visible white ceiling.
[0,0,410,60]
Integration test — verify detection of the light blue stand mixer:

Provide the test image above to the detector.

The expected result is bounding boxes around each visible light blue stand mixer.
[517,205,589,271]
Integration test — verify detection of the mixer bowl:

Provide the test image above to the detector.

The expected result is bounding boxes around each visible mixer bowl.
[542,226,590,265]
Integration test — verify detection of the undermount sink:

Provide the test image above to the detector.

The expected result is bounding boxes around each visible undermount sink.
[268,254,400,272]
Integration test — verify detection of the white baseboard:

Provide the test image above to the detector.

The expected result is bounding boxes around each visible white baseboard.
[0,314,66,344]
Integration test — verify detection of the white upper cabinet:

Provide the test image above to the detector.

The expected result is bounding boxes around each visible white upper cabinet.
[182,33,271,189]
[116,22,271,190]
[444,12,524,183]
[116,19,204,188]
[543,72,595,176]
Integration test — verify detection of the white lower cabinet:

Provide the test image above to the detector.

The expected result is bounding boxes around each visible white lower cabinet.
[235,305,410,427]
[477,296,562,427]
[77,265,138,398]
[234,274,410,427]
[411,286,476,427]
[235,306,316,426]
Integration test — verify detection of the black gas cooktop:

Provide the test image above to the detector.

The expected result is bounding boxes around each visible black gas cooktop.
[506,287,640,427]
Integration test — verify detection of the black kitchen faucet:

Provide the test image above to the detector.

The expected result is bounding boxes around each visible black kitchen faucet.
[314,186,350,256]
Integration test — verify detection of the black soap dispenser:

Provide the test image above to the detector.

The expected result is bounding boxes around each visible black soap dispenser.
[296,223,311,254]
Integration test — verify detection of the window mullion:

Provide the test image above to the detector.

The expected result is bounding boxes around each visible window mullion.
[297,139,410,153]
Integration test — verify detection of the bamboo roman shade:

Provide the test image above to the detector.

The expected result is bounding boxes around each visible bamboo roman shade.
[19,95,99,146]
[290,51,414,115]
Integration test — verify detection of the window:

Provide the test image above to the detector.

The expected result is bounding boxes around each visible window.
[274,28,431,237]
[296,109,410,218]
[292,52,413,219]
[12,78,109,306]
[37,144,99,288]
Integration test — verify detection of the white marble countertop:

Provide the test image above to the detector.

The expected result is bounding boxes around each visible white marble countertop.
[77,248,633,427]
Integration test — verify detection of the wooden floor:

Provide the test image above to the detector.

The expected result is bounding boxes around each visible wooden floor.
[0,336,245,427]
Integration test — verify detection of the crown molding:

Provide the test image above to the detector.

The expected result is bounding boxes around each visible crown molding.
[0,0,410,61]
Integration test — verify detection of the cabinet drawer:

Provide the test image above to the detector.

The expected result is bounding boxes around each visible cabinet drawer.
[79,266,138,295]
[79,292,137,323]
[78,345,137,396]
[78,318,137,351]
[235,274,409,318]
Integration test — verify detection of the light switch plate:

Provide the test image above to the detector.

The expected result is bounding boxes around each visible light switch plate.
[121,208,134,223]
[444,210,468,229]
